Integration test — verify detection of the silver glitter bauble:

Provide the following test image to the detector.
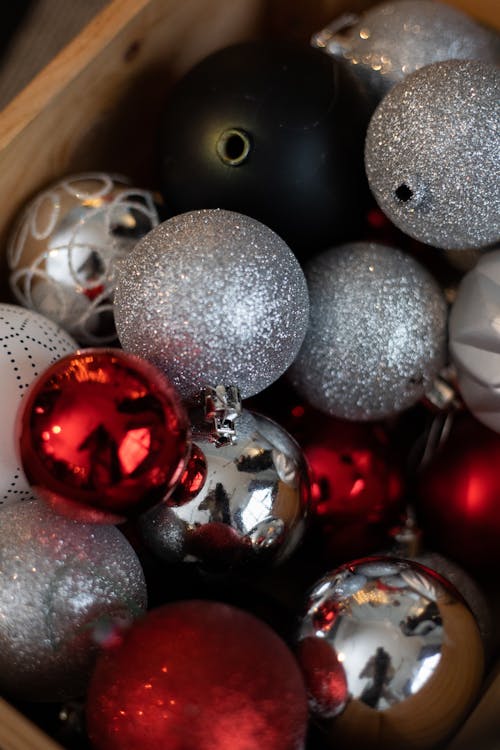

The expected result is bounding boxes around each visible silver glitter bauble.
[288,243,447,421]
[139,409,309,569]
[8,172,161,345]
[313,0,499,105]
[297,557,484,750]
[0,304,77,507]
[0,497,147,701]
[365,60,500,250]
[449,250,500,431]
[114,209,309,402]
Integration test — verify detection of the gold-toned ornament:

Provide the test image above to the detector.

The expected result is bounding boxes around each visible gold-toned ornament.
[298,557,484,750]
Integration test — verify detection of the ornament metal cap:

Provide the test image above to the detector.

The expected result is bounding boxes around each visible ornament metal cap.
[203,384,242,446]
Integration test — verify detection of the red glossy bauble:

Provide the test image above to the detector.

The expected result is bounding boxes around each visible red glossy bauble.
[17,349,189,523]
[86,600,309,750]
[287,403,403,563]
[416,414,500,573]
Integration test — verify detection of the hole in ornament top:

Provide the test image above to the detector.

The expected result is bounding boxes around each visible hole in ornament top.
[395,184,414,203]
[216,129,251,166]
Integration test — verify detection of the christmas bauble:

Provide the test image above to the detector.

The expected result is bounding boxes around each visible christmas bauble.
[86,600,308,750]
[17,349,189,523]
[386,518,493,655]
[313,0,499,106]
[0,304,77,507]
[7,172,161,344]
[114,209,309,402]
[414,552,492,656]
[0,497,147,701]
[300,410,403,563]
[297,557,484,750]
[449,250,500,432]
[365,60,500,250]
[416,414,500,572]
[288,242,447,420]
[159,42,370,256]
[139,409,309,569]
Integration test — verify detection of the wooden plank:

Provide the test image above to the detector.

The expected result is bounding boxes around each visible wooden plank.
[0,0,263,256]
[0,697,63,750]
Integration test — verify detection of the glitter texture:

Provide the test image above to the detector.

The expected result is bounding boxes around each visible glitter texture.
[114,209,309,401]
[365,59,500,250]
[0,498,147,701]
[314,0,499,104]
[288,242,447,420]
[450,250,500,432]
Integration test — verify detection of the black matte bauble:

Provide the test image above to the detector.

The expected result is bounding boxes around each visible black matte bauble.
[159,42,370,258]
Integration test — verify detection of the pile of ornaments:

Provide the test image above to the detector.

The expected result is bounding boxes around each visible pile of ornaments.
[0,1,499,749]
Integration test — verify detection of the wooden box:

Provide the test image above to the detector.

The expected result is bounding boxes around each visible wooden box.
[0,0,498,748]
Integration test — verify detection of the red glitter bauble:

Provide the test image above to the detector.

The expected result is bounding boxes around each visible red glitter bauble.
[17,349,189,523]
[416,414,500,572]
[86,600,308,750]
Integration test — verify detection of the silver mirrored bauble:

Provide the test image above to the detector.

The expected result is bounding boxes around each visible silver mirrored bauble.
[365,60,500,250]
[114,209,309,402]
[0,497,147,701]
[8,173,161,344]
[288,242,447,420]
[449,250,500,432]
[139,409,309,569]
[0,304,77,506]
[414,552,492,657]
[313,0,499,105]
[297,557,484,750]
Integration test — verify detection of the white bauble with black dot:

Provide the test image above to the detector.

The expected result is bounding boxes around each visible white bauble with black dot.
[0,304,77,506]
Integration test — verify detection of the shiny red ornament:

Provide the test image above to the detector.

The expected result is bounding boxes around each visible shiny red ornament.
[416,413,500,572]
[292,405,403,563]
[17,349,189,523]
[86,600,309,750]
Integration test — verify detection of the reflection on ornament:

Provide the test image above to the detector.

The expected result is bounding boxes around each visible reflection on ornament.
[300,410,403,563]
[8,173,161,344]
[313,0,499,105]
[297,557,484,750]
[0,497,146,701]
[17,349,189,523]
[86,600,309,750]
[365,60,500,250]
[139,409,309,569]
[0,303,77,506]
[288,242,447,420]
[449,250,500,432]
[114,209,309,402]
[416,414,500,572]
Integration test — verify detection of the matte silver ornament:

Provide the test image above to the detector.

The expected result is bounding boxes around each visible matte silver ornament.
[365,60,500,250]
[0,497,147,701]
[288,242,447,420]
[139,409,309,569]
[114,209,309,402]
[297,557,484,750]
[449,250,500,432]
[313,0,499,105]
[8,173,161,344]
